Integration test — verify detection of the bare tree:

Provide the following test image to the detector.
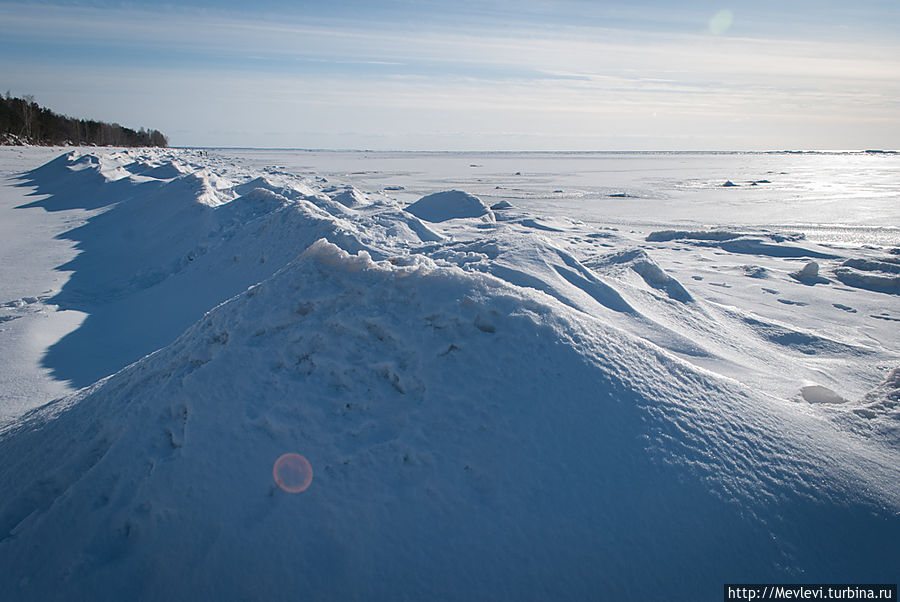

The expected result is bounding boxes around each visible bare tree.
[22,94,36,141]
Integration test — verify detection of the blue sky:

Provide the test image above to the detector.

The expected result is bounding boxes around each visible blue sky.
[2,0,899,149]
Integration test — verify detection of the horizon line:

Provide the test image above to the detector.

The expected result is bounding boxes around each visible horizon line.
[176,146,899,155]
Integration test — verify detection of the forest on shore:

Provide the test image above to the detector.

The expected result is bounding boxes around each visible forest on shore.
[1,92,168,147]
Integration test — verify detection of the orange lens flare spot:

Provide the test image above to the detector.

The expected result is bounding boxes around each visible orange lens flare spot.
[273,453,313,493]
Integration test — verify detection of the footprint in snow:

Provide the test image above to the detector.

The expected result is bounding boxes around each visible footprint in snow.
[870,314,900,322]
[777,298,808,306]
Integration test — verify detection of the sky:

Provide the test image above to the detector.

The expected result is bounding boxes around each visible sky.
[2,0,899,150]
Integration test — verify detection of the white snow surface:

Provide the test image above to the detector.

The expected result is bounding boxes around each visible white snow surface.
[1,147,899,600]
[404,189,494,222]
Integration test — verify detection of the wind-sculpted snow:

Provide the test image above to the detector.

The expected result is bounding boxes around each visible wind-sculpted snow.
[834,257,900,295]
[588,248,694,303]
[1,149,899,601]
[648,229,840,259]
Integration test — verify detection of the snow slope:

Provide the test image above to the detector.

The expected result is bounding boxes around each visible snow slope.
[1,149,898,600]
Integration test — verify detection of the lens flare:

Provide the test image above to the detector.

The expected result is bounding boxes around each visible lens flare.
[273,453,313,493]
[709,10,734,35]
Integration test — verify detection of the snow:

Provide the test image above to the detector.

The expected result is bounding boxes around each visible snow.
[1,147,898,600]
[834,258,900,294]
[791,260,827,284]
[404,189,493,222]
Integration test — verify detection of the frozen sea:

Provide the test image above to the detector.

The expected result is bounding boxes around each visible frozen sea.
[217,149,900,244]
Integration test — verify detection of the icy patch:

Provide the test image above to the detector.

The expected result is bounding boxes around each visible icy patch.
[800,384,847,404]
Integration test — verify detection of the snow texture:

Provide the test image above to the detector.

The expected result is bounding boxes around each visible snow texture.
[1,148,898,601]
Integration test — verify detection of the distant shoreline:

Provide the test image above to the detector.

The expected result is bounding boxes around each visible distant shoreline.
[180,147,899,155]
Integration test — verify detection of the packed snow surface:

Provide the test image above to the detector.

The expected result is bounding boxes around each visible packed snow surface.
[1,148,898,601]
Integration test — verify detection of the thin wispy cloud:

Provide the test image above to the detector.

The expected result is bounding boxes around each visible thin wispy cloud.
[2,0,898,149]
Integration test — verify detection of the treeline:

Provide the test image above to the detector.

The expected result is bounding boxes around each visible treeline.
[1,92,168,147]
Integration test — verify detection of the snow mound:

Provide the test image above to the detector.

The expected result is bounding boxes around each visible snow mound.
[323,185,369,208]
[227,176,331,210]
[405,190,493,222]
[791,261,829,284]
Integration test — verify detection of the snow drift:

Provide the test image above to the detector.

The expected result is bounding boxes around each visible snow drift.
[1,150,899,601]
